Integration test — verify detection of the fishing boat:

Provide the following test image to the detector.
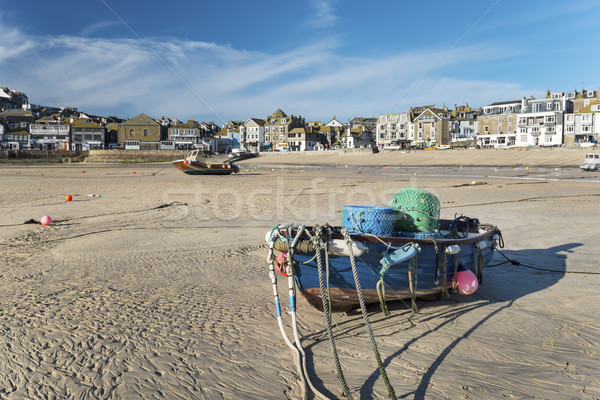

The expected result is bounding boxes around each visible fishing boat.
[580,152,600,171]
[267,189,502,399]
[267,219,500,312]
[435,144,451,150]
[172,149,239,175]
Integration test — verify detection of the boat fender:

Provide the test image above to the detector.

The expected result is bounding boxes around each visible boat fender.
[327,239,367,257]
[445,245,461,255]
[475,240,488,250]
[380,244,419,267]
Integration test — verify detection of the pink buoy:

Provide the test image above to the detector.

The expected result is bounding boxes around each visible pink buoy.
[454,269,478,295]
[40,215,52,226]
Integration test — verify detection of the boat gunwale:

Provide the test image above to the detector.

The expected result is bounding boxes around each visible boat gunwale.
[290,222,498,247]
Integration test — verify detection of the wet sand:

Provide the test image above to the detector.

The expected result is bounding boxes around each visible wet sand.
[0,150,599,399]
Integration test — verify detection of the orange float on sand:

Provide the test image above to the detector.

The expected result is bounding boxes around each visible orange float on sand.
[66,195,73,202]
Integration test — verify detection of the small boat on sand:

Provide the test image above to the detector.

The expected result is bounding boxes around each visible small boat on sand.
[173,150,239,175]
[267,219,500,312]
[580,153,600,171]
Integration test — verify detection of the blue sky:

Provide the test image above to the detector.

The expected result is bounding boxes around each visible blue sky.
[1,0,599,125]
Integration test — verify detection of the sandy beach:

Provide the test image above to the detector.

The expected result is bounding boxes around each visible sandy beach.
[1,148,599,399]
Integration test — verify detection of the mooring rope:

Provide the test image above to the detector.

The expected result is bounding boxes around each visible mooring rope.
[342,229,397,400]
[266,226,307,400]
[314,226,353,400]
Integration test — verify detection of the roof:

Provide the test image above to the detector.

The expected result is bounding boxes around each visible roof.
[121,113,159,126]
[270,108,287,118]
[488,100,522,106]
[0,109,33,117]
[71,118,104,128]
[579,99,600,113]
[288,127,306,134]
[5,129,29,135]
[245,118,265,126]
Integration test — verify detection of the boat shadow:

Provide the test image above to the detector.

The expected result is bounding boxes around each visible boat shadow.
[302,242,581,399]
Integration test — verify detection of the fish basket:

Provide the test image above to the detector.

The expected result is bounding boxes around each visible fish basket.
[341,206,398,237]
[388,188,440,232]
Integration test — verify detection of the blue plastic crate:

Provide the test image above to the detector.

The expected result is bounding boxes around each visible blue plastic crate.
[341,206,397,237]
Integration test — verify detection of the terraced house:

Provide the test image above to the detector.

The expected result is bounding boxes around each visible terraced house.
[71,118,105,150]
[29,114,70,150]
[264,109,304,151]
[477,99,523,147]
[240,117,265,151]
[516,96,571,147]
[376,112,411,148]
[408,106,452,147]
[168,120,203,150]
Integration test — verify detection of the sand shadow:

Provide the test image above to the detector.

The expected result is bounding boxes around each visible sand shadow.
[301,242,581,399]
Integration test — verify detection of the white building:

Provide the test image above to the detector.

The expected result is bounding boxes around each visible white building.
[565,99,600,146]
[516,97,571,147]
[240,118,265,151]
[376,113,411,148]
[29,122,70,150]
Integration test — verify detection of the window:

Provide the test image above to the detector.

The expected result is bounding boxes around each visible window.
[144,129,148,137]
[130,129,134,137]
[484,126,489,133]
[584,100,590,107]
[508,116,512,123]
[545,116,555,124]
[566,125,574,133]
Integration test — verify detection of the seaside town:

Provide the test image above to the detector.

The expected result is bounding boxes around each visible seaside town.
[0,84,598,154]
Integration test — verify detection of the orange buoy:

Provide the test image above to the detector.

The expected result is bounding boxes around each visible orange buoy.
[65,195,73,202]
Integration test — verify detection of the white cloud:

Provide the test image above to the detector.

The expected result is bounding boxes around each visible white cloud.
[0,17,535,123]
[79,20,121,37]
[308,0,338,26]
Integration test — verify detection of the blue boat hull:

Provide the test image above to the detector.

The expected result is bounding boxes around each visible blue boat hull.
[289,226,498,311]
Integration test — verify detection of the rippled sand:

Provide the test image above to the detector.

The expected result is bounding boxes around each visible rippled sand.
[1,150,599,399]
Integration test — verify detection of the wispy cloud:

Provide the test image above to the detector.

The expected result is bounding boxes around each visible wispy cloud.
[79,19,121,36]
[0,15,535,122]
[308,0,338,26]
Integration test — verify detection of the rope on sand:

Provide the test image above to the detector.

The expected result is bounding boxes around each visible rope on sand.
[343,228,397,400]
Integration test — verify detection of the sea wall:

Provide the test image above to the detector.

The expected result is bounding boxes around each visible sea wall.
[85,150,189,163]
[0,150,88,162]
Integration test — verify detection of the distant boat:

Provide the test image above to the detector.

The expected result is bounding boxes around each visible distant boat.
[579,142,596,148]
[172,150,239,175]
[435,145,451,150]
[383,145,401,150]
[580,153,600,171]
